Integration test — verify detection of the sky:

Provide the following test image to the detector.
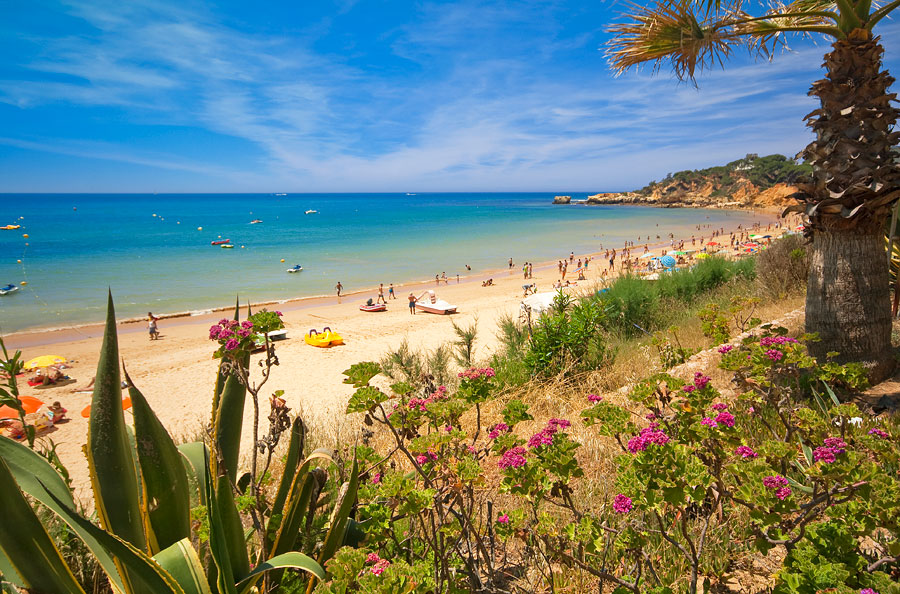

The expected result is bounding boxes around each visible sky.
[1,0,899,193]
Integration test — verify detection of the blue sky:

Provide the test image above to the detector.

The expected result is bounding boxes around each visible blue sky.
[1,1,899,193]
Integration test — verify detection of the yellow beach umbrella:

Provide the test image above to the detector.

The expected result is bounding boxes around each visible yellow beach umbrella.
[24,355,67,370]
[695,253,710,259]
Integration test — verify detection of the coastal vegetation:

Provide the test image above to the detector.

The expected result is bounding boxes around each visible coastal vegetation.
[607,0,900,382]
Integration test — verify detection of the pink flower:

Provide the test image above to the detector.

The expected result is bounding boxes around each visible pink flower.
[371,472,382,485]
[763,475,788,490]
[224,338,240,351]
[775,487,792,500]
[710,403,728,411]
[612,494,633,514]
[489,423,510,440]
[718,344,734,354]
[275,310,283,316]
[498,447,528,469]
[683,384,696,393]
[416,454,428,465]
[813,447,836,463]
[701,417,718,428]
[765,349,783,362]
[467,445,476,454]
[241,320,253,329]
[715,411,735,428]
[693,373,710,389]
[760,335,798,347]
[366,552,380,564]
[497,514,510,524]
[646,412,657,420]
[823,437,847,454]
[860,589,879,594]
[868,428,889,439]
[627,427,669,453]
[735,446,758,459]
[458,367,496,380]
[588,393,603,403]
[445,425,453,432]
[748,406,755,414]
[371,559,390,575]
[209,325,221,339]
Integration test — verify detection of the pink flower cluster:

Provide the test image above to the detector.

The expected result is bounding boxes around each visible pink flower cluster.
[489,422,510,440]
[715,411,735,428]
[710,403,728,411]
[765,349,784,362]
[868,428,889,439]
[759,335,798,347]
[406,385,448,411]
[627,424,670,453]
[717,344,734,354]
[860,589,879,594]
[693,372,710,390]
[612,494,633,514]
[734,445,758,459]
[458,367,496,380]
[365,552,391,575]
[498,446,528,469]
[813,437,848,463]
[527,418,571,449]
[701,417,718,428]
[763,475,792,500]
[371,472,382,485]
[588,393,603,403]
[209,319,254,350]
[497,513,510,524]
[414,451,438,465]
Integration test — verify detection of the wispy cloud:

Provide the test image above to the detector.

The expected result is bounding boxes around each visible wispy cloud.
[1,0,898,192]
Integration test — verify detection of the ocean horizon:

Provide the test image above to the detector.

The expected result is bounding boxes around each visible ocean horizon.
[0,193,766,334]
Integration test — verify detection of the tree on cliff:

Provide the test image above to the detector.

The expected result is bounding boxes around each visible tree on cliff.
[607,0,900,380]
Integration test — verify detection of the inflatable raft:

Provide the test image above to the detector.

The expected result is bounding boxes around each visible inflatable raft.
[304,327,344,347]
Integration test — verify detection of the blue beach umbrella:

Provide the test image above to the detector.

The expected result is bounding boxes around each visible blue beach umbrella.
[660,255,676,268]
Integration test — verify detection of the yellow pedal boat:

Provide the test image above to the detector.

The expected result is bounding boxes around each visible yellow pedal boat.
[304,327,344,348]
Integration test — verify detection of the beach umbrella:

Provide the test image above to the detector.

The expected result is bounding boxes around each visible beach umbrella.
[749,234,765,239]
[660,255,676,268]
[744,242,759,248]
[672,250,688,255]
[640,252,655,259]
[81,397,132,418]
[24,355,66,370]
[0,396,44,418]
[696,253,710,259]
[707,241,719,246]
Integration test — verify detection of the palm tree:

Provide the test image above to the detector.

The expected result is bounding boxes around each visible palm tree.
[607,0,900,380]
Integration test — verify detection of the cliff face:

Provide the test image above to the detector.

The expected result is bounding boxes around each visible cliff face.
[569,154,809,211]
[584,181,798,211]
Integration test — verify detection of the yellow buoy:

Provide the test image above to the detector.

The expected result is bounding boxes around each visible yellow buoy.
[241,245,245,249]
[280,259,285,262]
[198,227,203,231]
[22,233,29,238]
[21,281,27,286]
[152,213,157,217]
[16,259,21,263]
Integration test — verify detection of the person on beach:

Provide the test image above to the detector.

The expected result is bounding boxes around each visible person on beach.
[408,292,417,314]
[335,282,343,298]
[508,257,514,269]
[377,283,386,304]
[466,264,471,271]
[435,274,440,285]
[148,312,159,340]
[441,272,447,284]
[389,283,396,299]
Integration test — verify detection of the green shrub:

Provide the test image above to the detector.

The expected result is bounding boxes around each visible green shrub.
[756,234,809,298]
[524,292,612,376]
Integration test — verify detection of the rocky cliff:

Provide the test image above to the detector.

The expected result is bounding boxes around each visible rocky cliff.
[565,154,810,211]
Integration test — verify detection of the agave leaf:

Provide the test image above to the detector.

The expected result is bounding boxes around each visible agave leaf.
[128,371,192,553]
[202,448,238,594]
[270,450,334,558]
[235,552,324,594]
[265,417,305,545]
[41,478,187,594]
[178,441,209,506]
[0,457,87,594]
[0,545,24,588]
[86,292,147,551]
[0,435,126,592]
[316,457,360,571]
[154,539,214,594]
[216,473,251,581]
[212,297,241,419]
[213,353,249,483]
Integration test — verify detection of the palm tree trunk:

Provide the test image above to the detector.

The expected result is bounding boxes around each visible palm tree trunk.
[799,31,900,382]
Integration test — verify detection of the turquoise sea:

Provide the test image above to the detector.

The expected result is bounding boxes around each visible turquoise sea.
[0,193,764,334]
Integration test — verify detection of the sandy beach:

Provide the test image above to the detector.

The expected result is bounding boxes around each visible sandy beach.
[3,211,784,504]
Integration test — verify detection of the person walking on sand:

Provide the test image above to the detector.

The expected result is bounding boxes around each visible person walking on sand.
[148,312,159,340]
[335,282,343,298]
[508,257,514,269]
[408,292,417,315]
[389,283,396,299]
[377,283,386,304]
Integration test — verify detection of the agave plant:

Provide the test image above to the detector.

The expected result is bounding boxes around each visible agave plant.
[607,0,900,381]
[0,293,360,594]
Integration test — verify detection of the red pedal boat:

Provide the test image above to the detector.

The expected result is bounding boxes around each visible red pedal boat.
[211,239,231,245]
[359,303,387,312]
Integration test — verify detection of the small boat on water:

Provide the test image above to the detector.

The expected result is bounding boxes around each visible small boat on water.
[250,219,262,224]
[286,265,303,273]
[305,210,317,215]
[211,239,231,245]
[415,290,457,315]
[1,225,21,230]
[0,284,18,295]
[275,193,287,196]
[221,244,234,249]
[359,301,386,312]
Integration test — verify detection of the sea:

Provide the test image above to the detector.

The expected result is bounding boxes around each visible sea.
[0,193,765,334]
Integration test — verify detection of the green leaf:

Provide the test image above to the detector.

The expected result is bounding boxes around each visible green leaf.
[316,457,360,572]
[40,476,187,594]
[341,362,381,388]
[216,473,251,582]
[0,435,126,592]
[266,418,305,545]
[178,442,209,506]
[346,385,388,414]
[202,448,237,594]
[128,372,192,553]
[236,552,324,591]
[213,352,249,483]
[0,457,86,594]
[86,292,147,551]
[154,539,213,594]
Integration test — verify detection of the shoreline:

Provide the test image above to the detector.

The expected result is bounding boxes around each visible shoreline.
[3,208,781,350]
